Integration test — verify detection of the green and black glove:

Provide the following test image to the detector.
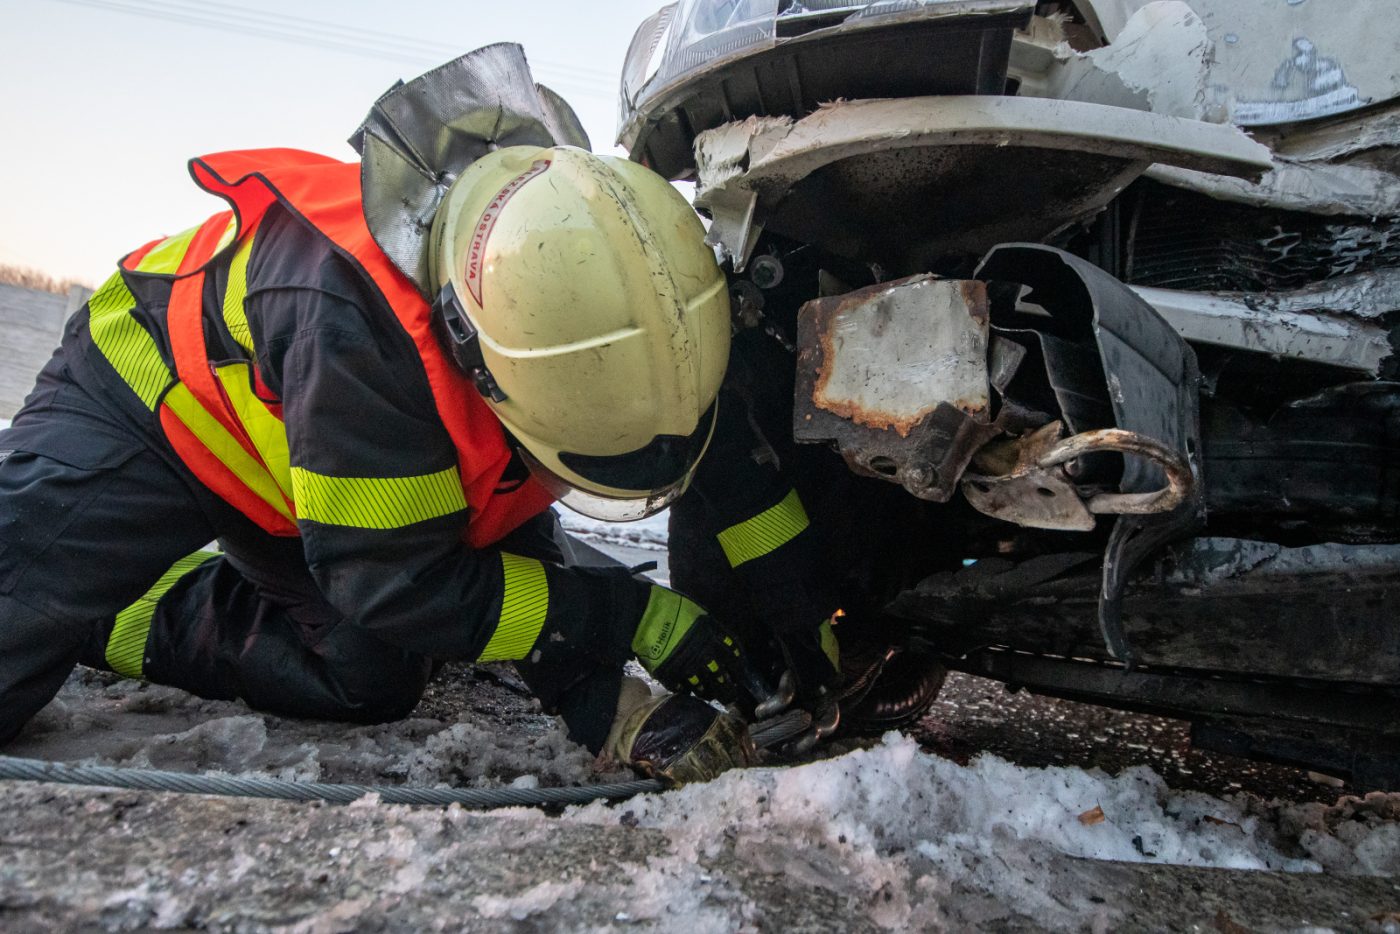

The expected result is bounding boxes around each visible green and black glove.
[631,584,773,713]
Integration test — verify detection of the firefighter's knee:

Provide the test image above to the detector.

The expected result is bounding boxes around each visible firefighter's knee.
[0,594,88,746]
[338,659,432,723]
[317,626,433,724]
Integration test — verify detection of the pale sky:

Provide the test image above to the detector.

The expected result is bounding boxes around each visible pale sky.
[0,0,668,283]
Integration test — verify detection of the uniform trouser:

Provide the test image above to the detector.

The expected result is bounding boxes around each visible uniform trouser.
[0,326,619,749]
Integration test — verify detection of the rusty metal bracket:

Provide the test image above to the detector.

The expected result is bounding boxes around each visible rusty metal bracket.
[794,274,997,501]
[961,421,1094,531]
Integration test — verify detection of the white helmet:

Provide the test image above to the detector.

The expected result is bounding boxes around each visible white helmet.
[429,145,731,520]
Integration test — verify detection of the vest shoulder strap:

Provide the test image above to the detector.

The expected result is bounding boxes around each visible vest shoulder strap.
[187,149,553,547]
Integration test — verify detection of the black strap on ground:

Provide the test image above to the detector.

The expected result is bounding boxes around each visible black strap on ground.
[0,755,665,808]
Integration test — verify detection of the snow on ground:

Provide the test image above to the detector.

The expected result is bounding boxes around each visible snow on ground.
[557,507,670,552]
[558,506,672,582]
[19,663,1400,884]
[14,670,1400,882]
[10,666,625,791]
[556,733,1400,929]
[11,674,1400,931]
[9,417,1400,927]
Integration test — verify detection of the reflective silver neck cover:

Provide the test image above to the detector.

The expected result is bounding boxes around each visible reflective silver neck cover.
[350,42,591,297]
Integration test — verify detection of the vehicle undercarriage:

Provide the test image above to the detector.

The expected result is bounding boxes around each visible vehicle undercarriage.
[621,0,1400,783]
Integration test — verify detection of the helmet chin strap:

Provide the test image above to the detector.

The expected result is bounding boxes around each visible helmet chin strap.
[349,42,590,297]
[432,282,506,403]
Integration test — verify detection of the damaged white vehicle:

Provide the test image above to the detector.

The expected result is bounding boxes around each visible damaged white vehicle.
[620,1,1400,784]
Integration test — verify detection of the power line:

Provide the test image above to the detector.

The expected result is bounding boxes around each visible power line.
[167,0,622,85]
[59,0,621,84]
[63,0,620,91]
[48,0,621,99]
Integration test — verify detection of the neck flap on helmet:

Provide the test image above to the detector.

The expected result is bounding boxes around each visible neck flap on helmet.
[350,42,591,297]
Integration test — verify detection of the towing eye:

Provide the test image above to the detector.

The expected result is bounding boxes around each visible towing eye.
[1039,428,1193,517]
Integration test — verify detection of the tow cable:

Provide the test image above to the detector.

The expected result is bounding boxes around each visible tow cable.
[0,755,665,808]
[0,711,810,809]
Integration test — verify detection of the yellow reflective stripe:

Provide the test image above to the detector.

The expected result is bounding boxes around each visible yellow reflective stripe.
[715,489,810,568]
[477,553,550,662]
[214,364,292,500]
[86,273,173,410]
[133,225,201,274]
[290,465,468,529]
[134,217,237,275]
[164,383,295,523]
[106,550,218,679]
[820,618,840,672]
[222,231,257,354]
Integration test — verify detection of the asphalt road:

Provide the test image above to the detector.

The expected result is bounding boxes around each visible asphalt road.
[915,671,1348,804]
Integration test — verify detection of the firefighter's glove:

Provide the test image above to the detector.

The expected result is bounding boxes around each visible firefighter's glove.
[632,585,772,712]
[755,618,842,753]
[606,683,757,784]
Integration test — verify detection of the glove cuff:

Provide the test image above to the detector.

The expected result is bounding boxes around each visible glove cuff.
[631,585,705,672]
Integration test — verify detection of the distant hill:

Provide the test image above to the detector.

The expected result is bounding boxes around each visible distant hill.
[0,263,93,296]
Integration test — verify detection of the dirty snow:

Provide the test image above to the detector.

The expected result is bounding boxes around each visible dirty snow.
[10,667,626,790]
[8,414,1400,928]
[15,671,1400,881]
[8,650,1400,931]
[553,732,1400,928]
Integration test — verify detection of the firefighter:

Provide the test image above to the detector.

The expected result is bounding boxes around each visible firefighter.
[0,46,838,782]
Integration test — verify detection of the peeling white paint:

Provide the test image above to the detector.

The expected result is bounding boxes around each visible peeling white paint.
[1146,158,1400,218]
[813,278,990,429]
[1044,2,1214,121]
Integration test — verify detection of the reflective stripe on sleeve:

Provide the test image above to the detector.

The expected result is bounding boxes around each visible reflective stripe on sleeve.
[477,553,549,662]
[86,273,173,410]
[714,488,810,568]
[290,465,468,529]
[106,550,219,679]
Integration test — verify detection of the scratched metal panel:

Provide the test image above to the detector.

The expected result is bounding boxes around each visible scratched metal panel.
[1079,0,1400,125]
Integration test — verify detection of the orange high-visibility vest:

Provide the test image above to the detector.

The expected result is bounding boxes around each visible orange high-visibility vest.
[111,148,554,548]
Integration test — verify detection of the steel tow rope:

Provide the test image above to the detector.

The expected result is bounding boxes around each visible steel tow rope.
[0,704,819,808]
[0,755,664,808]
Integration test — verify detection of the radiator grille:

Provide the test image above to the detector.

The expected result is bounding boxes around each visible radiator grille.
[1124,182,1400,293]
